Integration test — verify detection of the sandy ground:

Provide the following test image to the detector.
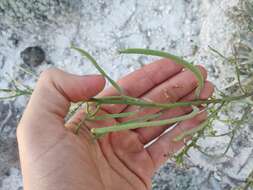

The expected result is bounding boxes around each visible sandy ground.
[0,0,253,189]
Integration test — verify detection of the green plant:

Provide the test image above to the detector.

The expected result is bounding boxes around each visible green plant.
[1,47,252,140]
[2,1,253,189]
[1,47,253,189]
[70,47,253,142]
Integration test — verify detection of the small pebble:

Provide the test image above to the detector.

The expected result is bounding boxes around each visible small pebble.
[20,46,45,67]
[8,33,20,47]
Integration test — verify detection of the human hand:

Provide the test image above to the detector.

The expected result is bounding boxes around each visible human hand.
[17,59,214,190]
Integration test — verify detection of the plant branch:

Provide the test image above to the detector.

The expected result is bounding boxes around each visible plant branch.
[89,91,253,110]
[71,46,123,94]
[91,106,199,138]
[119,48,204,98]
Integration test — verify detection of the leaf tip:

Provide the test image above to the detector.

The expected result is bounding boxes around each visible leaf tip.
[118,49,125,54]
[90,128,105,139]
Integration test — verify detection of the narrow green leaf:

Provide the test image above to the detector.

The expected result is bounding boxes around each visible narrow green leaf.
[0,88,32,100]
[17,65,38,78]
[119,48,204,98]
[91,106,199,138]
[234,60,246,94]
[0,88,14,93]
[173,119,209,142]
[71,46,123,94]
[88,111,136,120]
[122,113,162,124]
[208,46,228,60]
[89,91,253,110]
[0,95,19,100]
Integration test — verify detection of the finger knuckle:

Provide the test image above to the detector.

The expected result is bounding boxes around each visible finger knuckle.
[196,111,207,122]
[40,68,58,79]
[197,65,208,79]
[38,68,59,86]
[205,81,215,91]
[199,81,215,99]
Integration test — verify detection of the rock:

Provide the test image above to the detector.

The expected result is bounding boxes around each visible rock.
[20,46,45,67]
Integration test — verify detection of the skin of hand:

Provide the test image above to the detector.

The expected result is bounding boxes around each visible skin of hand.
[17,59,214,190]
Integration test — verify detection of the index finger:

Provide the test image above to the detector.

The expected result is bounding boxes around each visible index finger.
[98,59,183,113]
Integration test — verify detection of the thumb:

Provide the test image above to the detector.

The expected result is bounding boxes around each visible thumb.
[28,68,105,118]
[18,68,105,134]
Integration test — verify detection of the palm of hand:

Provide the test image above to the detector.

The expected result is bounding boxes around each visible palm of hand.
[64,109,154,190]
[17,59,213,190]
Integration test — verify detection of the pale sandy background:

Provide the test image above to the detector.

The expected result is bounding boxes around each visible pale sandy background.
[0,0,252,189]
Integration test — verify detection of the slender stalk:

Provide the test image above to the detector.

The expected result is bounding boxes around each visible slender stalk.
[235,60,246,93]
[71,46,123,94]
[87,111,136,120]
[85,103,101,117]
[121,113,162,124]
[0,88,32,99]
[173,102,225,142]
[197,130,235,159]
[173,119,209,142]
[17,65,38,78]
[66,102,84,121]
[91,107,199,138]
[89,91,253,110]
[208,46,228,60]
[75,113,88,134]
[119,48,204,98]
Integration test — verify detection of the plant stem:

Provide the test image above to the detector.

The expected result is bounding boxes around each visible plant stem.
[121,113,162,124]
[91,106,199,138]
[173,119,209,142]
[0,88,32,99]
[173,102,225,142]
[87,111,136,120]
[89,91,253,110]
[71,46,123,94]
[119,48,204,98]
